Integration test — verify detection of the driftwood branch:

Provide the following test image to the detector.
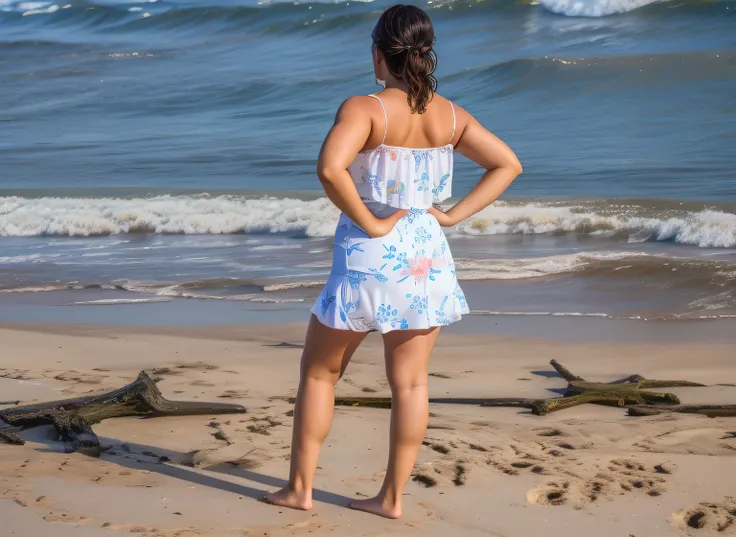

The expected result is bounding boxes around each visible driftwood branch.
[334,361,728,417]
[0,371,246,454]
[628,405,736,418]
[0,421,23,445]
[550,359,585,382]
[334,397,391,409]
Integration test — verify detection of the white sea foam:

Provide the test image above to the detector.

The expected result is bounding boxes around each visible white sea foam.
[0,253,62,263]
[0,195,340,238]
[539,0,663,17]
[454,251,648,280]
[21,2,58,15]
[0,284,70,293]
[262,281,325,292]
[453,203,736,248]
[1,196,734,248]
[70,297,172,305]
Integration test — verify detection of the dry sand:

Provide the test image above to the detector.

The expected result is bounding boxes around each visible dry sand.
[1,322,735,537]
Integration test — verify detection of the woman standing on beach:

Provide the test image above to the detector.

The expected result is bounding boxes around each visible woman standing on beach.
[265,4,522,519]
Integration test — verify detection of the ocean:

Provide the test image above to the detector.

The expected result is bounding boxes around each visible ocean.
[1,0,735,326]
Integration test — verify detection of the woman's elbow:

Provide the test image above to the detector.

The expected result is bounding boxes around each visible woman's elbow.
[508,155,523,176]
[492,160,522,177]
[317,164,342,186]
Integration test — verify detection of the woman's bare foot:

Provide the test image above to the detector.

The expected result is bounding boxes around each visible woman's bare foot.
[349,496,401,519]
[263,487,312,511]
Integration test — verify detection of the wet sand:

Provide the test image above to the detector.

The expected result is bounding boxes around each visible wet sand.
[1,322,735,537]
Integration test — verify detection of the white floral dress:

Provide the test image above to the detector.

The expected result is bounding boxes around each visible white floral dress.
[311,94,469,333]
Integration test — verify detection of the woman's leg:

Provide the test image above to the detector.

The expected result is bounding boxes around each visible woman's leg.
[264,314,367,510]
[350,327,440,519]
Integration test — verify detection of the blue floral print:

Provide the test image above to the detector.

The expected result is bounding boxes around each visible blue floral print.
[414,226,431,244]
[377,304,398,324]
[415,172,430,192]
[340,300,360,323]
[346,271,366,289]
[346,243,364,256]
[406,208,424,224]
[408,294,428,315]
[321,293,335,316]
[435,296,449,324]
[412,150,433,173]
[367,174,383,197]
[432,173,450,197]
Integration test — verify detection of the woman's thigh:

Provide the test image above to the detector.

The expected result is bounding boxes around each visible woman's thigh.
[300,314,368,380]
[381,327,440,388]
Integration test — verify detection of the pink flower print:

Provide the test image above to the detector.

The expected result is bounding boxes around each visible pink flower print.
[398,252,433,284]
[390,148,398,161]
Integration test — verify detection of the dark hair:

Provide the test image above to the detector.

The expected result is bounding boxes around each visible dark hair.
[372,4,438,114]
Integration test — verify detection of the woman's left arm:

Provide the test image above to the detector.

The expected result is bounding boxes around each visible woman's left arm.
[317,97,407,238]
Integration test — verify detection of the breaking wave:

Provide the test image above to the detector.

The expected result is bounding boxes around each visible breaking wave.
[1,195,734,248]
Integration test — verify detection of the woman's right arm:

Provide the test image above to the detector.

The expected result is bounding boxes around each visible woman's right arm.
[429,106,522,226]
[317,97,407,238]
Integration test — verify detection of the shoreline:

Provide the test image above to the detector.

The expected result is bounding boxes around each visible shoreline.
[2,322,736,536]
[2,306,736,344]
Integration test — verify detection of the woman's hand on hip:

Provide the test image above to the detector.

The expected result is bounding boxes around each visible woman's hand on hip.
[428,206,457,227]
[365,209,408,239]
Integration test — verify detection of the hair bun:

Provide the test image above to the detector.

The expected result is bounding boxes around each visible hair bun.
[372,5,438,114]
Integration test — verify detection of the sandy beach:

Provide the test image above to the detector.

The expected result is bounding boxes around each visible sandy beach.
[1,321,735,537]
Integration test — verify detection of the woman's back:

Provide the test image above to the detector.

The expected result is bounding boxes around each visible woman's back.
[361,89,457,151]
[349,90,457,210]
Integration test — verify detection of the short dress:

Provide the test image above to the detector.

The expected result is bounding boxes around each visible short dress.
[310,94,469,333]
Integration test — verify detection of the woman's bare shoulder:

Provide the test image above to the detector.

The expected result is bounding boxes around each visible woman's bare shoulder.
[337,95,382,115]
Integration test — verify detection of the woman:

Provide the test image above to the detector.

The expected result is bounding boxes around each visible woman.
[265,4,522,519]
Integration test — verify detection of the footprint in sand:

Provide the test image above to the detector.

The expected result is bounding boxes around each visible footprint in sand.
[0,369,34,380]
[673,499,736,533]
[190,379,216,387]
[53,371,104,384]
[150,367,184,377]
[523,456,671,507]
[411,459,467,487]
[535,428,564,437]
[218,389,249,399]
[606,458,668,497]
[527,481,570,506]
[510,461,548,475]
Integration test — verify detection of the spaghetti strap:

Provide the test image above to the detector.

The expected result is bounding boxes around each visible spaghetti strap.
[368,94,388,145]
[448,101,457,145]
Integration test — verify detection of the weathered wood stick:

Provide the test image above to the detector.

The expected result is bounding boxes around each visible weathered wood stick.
[638,391,680,404]
[610,374,645,384]
[0,371,246,452]
[0,401,20,406]
[565,381,680,405]
[532,393,630,416]
[0,371,245,426]
[0,420,23,445]
[335,397,391,409]
[335,397,544,410]
[628,404,736,418]
[51,412,101,455]
[550,360,585,382]
[637,380,706,389]
[478,398,539,409]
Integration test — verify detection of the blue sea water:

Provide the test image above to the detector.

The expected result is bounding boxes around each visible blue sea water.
[0,0,735,322]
